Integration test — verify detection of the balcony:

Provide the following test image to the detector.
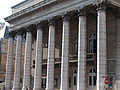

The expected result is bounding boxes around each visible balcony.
[41,53,96,65]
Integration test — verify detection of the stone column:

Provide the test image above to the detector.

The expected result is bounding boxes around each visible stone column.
[46,19,55,90]
[115,15,120,90]
[33,24,43,90]
[22,29,32,90]
[5,32,14,90]
[77,9,87,90]
[12,32,22,90]
[97,3,107,90]
[60,14,70,90]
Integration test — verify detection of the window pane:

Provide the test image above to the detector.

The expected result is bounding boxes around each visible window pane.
[74,76,76,85]
[89,76,92,86]
[93,69,96,73]
[89,69,92,73]
[93,76,96,86]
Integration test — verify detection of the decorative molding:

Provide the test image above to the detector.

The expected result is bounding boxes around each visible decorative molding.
[77,7,88,16]
[114,7,120,18]
[62,13,70,21]
[48,17,55,26]
[36,22,43,30]
[8,31,16,38]
[8,0,96,31]
[95,0,108,11]
[26,24,37,32]
[16,27,26,35]
[4,0,57,22]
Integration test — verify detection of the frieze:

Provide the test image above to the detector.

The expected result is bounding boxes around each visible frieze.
[6,0,119,31]
[7,0,96,31]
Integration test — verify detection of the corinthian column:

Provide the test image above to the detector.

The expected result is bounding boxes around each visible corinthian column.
[115,15,120,90]
[33,24,43,90]
[5,32,14,90]
[12,31,22,90]
[97,2,107,90]
[46,19,55,90]
[77,8,87,90]
[60,14,70,90]
[22,28,32,90]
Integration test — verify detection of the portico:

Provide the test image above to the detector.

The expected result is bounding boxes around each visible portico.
[4,0,120,90]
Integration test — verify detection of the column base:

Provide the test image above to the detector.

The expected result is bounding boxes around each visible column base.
[22,87,28,90]
[33,88,42,90]
[12,87,20,90]
[115,80,120,90]
[45,89,54,90]
[5,87,11,90]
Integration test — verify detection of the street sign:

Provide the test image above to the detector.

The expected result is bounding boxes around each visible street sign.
[104,77,109,84]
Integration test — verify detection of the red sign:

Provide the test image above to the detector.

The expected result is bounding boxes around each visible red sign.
[104,77,109,84]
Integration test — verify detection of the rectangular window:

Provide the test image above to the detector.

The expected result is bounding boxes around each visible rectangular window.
[74,76,76,85]
[93,76,96,86]
[89,76,92,86]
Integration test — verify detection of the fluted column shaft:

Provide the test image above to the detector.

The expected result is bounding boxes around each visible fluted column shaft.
[22,31,32,90]
[97,5,107,90]
[33,25,43,90]
[46,21,55,90]
[5,35,14,90]
[60,16,70,90]
[12,34,22,90]
[77,12,87,90]
[115,17,120,90]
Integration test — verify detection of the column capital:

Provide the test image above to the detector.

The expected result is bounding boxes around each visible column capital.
[26,24,36,32]
[114,8,120,18]
[16,28,25,35]
[95,1,108,11]
[8,31,15,38]
[36,22,43,29]
[77,7,87,16]
[62,13,70,21]
[48,17,55,26]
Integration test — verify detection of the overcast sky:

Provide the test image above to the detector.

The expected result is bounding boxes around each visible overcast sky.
[0,0,24,38]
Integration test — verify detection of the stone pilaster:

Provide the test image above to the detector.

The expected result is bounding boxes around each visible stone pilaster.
[77,8,87,90]
[60,14,70,90]
[33,24,43,90]
[46,19,55,90]
[96,2,107,90]
[5,32,14,90]
[115,13,120,90]
[22,29,32,90]
[12,31,22,90]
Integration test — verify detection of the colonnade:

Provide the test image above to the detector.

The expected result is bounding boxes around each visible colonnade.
[5,2,110,90]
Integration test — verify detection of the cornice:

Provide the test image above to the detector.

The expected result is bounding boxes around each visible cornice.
[9,0,95,31]
[4,0,57,22]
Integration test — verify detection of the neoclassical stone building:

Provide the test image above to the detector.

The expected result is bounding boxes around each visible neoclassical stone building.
[4,0,120,90]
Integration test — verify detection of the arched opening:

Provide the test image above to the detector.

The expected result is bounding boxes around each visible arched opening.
[88,33,96,53]
[73,37,78,56]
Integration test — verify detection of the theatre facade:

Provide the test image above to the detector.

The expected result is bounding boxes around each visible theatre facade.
[4,0,120,90]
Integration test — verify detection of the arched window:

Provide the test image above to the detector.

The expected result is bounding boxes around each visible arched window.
[73,37,78,56]
[88,33,96,53]
[88,68,96,86]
